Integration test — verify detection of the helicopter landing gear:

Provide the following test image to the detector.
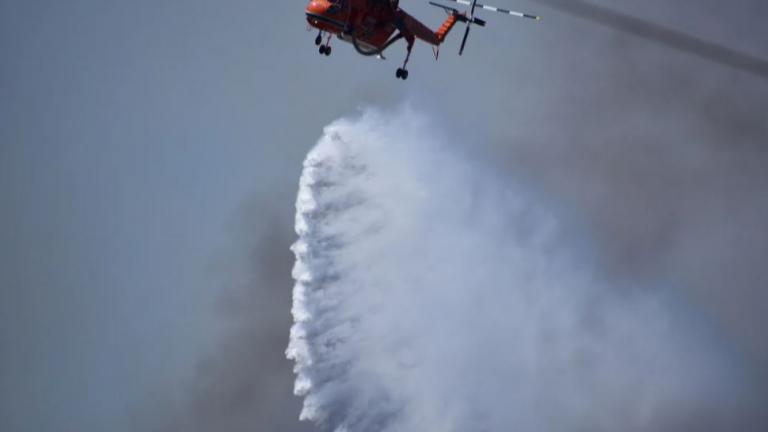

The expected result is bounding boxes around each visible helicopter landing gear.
[396,38,414,80]
[318,33,332,56]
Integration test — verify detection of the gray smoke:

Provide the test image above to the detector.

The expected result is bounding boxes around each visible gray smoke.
[533,0,768,80]
[149,2,768,431]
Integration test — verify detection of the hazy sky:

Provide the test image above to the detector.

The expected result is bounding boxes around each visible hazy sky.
[1,1,766,431]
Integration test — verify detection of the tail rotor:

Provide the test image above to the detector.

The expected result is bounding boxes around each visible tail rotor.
[429,0,540,55]
[458,0,479,55]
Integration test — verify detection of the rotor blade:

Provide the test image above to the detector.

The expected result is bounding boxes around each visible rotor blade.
[459,24,471,55]
[428,1,460,14]
[469,0,478,18]
[442,0,541,20]
[535,0,768,80]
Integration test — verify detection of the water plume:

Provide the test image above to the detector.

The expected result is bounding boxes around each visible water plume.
[287,107,747,432]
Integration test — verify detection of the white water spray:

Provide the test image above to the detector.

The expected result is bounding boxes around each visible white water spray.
[287,107,740,432]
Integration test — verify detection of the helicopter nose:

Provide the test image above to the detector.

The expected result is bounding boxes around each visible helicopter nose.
[306,0,330,15]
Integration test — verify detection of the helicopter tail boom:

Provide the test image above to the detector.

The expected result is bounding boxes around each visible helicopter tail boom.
[435,10,468,43]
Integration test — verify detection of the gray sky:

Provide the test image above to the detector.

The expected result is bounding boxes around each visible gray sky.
[1,1,766,431]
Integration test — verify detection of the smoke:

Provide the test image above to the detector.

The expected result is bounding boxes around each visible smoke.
[286,107,757,432]
[534,0,768,80]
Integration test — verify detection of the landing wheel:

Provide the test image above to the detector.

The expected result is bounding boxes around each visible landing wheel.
[397,39,413,81]
[324,45,332,56]
[315,34,322,46]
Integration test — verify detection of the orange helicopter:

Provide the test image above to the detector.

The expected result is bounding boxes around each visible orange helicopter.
[305,0,540,79]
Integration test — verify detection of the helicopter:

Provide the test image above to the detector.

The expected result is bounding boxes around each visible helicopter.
[305,0,541,79]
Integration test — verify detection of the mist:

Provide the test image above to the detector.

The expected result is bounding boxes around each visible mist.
[287,107,760,432]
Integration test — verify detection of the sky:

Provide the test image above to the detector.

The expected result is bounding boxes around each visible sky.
[1,1,766,431]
